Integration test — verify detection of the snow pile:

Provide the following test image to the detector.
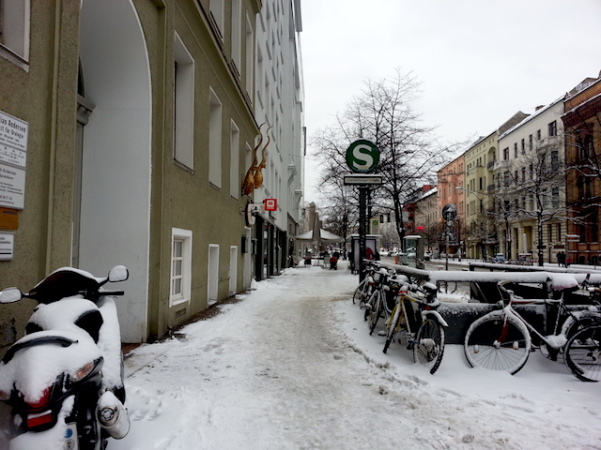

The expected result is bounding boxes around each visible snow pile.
[113,262,601,449]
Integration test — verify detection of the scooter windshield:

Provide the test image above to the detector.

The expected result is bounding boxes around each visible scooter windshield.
[28,270,101,304]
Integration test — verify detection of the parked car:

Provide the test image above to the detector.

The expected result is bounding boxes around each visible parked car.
[494,253,505,263]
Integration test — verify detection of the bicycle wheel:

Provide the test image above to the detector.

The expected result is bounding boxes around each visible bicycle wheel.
[383,303,402,354]
[565,323,601,382]
[352,280,366,304]
[464,312,531,375]
[413,317,445,375]
[368,291,383,335]
[363,286,375,321]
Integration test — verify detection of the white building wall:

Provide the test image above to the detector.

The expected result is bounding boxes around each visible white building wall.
[254,0,304,229]
[496,97,566,260]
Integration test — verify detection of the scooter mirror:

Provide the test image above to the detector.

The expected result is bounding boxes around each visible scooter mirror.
[0,287,23,304]
[108,265,129,283]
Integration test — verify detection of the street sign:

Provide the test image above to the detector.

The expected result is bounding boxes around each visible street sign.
[343,174,383,185]
[264,198,277,211]
[345,139,380,173]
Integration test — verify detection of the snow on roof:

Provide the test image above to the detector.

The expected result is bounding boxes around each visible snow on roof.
[498,96,565,141]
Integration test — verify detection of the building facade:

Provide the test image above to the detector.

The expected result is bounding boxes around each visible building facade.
[437,156,465,256]
[495,103,566,264]
[462,133,497,260]
[0,0,304,347]
[562,74,601,265]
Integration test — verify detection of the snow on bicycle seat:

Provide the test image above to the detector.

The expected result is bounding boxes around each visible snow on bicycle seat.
[548,273,579,291]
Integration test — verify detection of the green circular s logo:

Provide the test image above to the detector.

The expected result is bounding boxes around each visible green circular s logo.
[346,139,380,173]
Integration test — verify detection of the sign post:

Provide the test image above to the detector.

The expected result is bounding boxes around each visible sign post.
[346,140,380,280]
[442,204,457,270]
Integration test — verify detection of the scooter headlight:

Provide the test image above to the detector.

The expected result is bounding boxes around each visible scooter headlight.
[68,357,103,385]
[72,362,96,383]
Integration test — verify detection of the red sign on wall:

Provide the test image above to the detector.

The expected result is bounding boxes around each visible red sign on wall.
[264,198,277,211]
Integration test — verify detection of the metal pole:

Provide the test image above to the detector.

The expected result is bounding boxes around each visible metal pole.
[359,187,367,281]
[445,219,450,271]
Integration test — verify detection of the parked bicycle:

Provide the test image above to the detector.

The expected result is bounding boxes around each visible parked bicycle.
[383,281,447,374]
[464,277,601,376]
[364,266,399,334]
[352,260,379,308]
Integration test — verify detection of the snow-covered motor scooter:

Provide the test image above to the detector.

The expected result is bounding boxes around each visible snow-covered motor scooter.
[0,266,131,449]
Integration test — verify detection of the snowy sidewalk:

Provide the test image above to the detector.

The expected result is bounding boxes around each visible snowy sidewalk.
[114,264,601,449]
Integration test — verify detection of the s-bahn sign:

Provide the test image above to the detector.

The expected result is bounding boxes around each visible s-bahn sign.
[346,139,380,173]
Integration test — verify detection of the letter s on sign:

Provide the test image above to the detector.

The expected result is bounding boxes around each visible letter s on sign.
[352,144,374,169]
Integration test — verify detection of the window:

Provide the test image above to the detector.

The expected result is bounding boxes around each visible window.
[582,134,594,160]
[503,147,509,160]
[173,34,195,169]
[170,228,193,306]
[230,120,240,198]
[245,15,254,97]
[550,150,559,170]
[209,0,224,38]
[513,143,518,158]
[548,121,557,137]
[209,88,223,187]
[0,0,30,64]
[552,187,559,208]
[231,0,242,74]
[521,139,525,154]
[529,134,533,151]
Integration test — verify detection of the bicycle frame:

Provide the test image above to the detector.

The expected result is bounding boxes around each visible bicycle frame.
[387,292,448,341]
[498,290,599,351]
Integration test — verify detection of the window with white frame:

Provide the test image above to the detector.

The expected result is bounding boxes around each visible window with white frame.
[173,34,195,169]
[0,0,30,64]
[170,228,192,306]
[230,120,240,198]
[209,88,223,187]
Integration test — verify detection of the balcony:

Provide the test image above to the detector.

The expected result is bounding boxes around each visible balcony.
[493,160,509,171]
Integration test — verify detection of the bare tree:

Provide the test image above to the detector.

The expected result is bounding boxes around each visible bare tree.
[312,69,455,246]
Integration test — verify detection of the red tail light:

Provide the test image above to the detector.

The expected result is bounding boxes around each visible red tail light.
[24,387,56,430]
[26,387,51,411]
[27,411,54,429]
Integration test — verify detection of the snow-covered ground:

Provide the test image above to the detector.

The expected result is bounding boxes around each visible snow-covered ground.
[113,261,600,449]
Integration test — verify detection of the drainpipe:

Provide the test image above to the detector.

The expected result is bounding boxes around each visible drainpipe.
[45,0,62,273]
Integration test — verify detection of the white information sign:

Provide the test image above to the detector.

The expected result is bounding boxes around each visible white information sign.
[0,112,28,152]
[0,165,25,209]
[0,143,26,168]
[0,232,14,260]
[0,111,28,209]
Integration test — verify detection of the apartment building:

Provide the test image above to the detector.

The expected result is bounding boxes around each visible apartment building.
[0,0,304,346]
[495,102,565,264]
[462,133,497,259]
[562,74,601,265]
[437,156,465,256]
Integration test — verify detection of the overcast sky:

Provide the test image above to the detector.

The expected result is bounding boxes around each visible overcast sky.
[300,0,601,203]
